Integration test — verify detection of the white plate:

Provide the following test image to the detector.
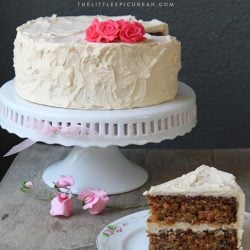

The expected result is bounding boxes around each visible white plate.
[96,210,250,250]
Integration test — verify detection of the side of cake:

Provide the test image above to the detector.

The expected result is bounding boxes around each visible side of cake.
[13,15,181,110]
[144,165,245,250]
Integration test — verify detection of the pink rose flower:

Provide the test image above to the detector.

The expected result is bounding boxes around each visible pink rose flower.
[85,19,147,43]
[78,188,109,215]
[55,175,74,188]
[116,19,128,29]
[24,181,34,189]
[50,193,73,217]
[119,21,145,43]
[96,19,120,42]
[85,18,102,42]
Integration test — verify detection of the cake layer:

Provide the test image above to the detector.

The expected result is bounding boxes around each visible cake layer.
[14,15,181,110]
[144,165,245,232]
[144,166,245,250]
[148,229,238,250]
[147,195,237,225]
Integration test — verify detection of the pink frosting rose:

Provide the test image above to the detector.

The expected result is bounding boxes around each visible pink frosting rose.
[119,21,145,43]
[116,19,128,29]
[85,18,102,42]
[78,188,109,215]
[85,19,147,43]
[55,175,74,188]
[50,193,73,217]
[96,19,120,42]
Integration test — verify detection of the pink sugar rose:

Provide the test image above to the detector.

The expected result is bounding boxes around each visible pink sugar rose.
[85,18,102,42]
[119,21,145,43]
[55,175,74,188]
[85,19,147,43]
[78,188,109,215]
[116,19,128,29]
[96,19,120,42]
[24,181,34,189]
[50,193,73,217]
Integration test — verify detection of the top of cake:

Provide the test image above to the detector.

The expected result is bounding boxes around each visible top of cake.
[144,165,244,198]
[16,14,169,44]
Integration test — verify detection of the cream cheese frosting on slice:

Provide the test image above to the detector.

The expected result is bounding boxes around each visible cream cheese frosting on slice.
[144,165,244,197]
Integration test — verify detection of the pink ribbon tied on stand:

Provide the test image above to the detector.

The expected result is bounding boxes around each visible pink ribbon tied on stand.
[4,120,97,157]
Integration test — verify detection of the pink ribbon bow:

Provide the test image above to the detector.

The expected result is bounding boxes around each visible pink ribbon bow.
[4,120,97,157]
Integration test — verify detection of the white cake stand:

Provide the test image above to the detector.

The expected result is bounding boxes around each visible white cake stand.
[0,79,197,194]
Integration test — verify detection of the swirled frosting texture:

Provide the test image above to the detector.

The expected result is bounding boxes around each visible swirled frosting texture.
[144,165,244,197]
[14,15,181,109]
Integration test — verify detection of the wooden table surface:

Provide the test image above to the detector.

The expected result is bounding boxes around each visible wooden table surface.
[0,144,249,250]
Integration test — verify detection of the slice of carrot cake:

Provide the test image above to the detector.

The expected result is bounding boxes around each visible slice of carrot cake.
[144,165,245,250]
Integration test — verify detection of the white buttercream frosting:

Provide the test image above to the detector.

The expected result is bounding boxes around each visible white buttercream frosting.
[144,165,245,249]
[13,15,180,110]
[16,15,169,43]
[144,165,244,197]
[142,19,168,35]
[147,221,240,233]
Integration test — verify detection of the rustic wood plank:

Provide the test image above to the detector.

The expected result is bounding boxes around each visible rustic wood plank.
[0,144,249,249]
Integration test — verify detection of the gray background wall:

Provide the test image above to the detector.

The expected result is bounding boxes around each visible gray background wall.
[0,0,250,178]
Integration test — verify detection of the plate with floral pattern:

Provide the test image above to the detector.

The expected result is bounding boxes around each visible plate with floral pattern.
[96,210,250,250]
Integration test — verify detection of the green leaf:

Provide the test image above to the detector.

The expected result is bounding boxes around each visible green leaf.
[107,225,116,230]
[48,193,53,201]
[102,233,110,238]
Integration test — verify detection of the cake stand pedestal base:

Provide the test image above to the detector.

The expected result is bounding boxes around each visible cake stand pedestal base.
[0,80,197,195]
[42,146,148,195]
